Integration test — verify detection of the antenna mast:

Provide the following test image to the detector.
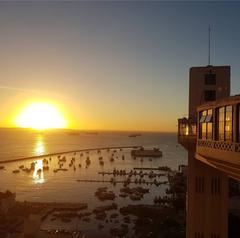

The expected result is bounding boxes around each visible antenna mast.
[208,26,211,66]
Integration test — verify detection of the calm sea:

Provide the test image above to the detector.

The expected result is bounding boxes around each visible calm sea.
[0,128,186,163]
[0,129,187,204]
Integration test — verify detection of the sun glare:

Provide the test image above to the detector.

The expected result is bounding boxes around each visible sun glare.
[15,102,67,130]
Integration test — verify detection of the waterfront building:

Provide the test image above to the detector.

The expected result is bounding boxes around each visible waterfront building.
[177,65,239,237]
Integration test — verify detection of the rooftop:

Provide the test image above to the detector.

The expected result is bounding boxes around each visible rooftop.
[197,94,240,111]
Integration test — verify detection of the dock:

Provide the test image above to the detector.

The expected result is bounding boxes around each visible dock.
[0,145,142,164]
[98,171,166,176]
[131,148,162,157]
[133,166,171,172]
[76,179,168,185]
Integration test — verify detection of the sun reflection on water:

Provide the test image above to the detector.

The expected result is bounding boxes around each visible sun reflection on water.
[34,135,45,156]
[32,160,45,184]
[33,135,45,184]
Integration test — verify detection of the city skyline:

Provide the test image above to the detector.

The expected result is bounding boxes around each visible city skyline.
[1,1,240,132]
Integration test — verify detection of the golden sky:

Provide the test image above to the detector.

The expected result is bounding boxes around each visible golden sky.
[1,2,239,132]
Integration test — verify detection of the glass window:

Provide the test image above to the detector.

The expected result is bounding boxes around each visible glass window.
[218,107,225,141]
[225,106,232,141]
[217,106,233,141]
[191,124,197,135]
[199,109,213,140]
[200,111,207,123]
[205,114,212,123]
[207,123,212,140]
[179,124,186,136]
[202,123,207,139]
[200,115,206,123]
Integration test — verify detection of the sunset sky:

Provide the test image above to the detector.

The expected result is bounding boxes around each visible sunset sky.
[0,1,240,132]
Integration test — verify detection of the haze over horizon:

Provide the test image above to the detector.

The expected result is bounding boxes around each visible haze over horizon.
[1,1,240,132]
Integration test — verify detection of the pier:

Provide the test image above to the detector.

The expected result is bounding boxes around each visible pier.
[98,171,166,176]
[76,179,168,185]
[0,145,141,164]
[131,148,162,157]
[133,166,171,172]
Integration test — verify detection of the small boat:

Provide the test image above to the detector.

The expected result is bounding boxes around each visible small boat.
[110,158,114,162]
[23,168,31,173]
[43,166,49,171]
[86,157,91,166]
[129,133,141,138]
[12,169,20,173]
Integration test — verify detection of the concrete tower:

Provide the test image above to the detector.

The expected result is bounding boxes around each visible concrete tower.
[178,65,231,238]
[189,66,230,119]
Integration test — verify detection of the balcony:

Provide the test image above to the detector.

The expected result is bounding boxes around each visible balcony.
[178,117,197,151]
[196,140,240,180]
[195,95,240,180]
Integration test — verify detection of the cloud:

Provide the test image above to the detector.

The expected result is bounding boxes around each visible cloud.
[0,85,39,93]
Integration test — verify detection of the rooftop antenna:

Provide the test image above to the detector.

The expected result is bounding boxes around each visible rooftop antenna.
[208,26,211,66]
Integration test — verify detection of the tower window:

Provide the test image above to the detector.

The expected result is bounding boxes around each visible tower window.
[205,74,216,85]
[205,90,216,101]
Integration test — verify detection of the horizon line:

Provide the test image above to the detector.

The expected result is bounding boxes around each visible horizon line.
[0,126,177,134]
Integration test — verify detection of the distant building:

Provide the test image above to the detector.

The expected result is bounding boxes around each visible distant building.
[0,191,16,215]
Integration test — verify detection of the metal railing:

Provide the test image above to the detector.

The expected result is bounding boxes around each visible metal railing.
[198,139,240,152]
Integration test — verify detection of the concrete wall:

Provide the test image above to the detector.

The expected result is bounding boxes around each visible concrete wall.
[187,151,229,238]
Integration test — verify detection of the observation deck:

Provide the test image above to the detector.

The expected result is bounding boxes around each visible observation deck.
[196,95,240,180]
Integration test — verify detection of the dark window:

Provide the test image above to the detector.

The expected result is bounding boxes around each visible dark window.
[205,90,216,101]
[205,74,216,85]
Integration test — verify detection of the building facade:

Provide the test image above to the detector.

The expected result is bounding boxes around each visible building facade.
[178,65,237,238]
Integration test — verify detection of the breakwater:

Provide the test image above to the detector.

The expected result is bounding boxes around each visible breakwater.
[0,145,141,164]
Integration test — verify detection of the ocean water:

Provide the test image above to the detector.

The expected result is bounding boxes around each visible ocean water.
[0,129,187,204]
[0,128,186,163]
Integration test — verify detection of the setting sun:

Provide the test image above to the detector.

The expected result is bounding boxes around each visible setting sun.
[15,102,68,130]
